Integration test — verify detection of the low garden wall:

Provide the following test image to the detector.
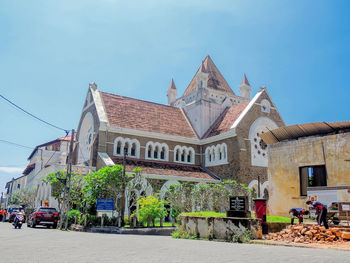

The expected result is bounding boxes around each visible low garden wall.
[180,215,262,241]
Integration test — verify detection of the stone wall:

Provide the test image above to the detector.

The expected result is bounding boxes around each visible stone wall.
[180,215,262,240]
[207,90,285,188]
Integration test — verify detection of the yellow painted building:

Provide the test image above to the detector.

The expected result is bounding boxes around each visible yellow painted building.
[261,122,350,216]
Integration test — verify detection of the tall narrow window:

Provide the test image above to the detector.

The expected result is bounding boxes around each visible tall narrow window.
[148,147,152,158]
[187,154,191,163]
[116,141,121,155]
[131,144,136,157]
[160,147,165,160]
[154,146,158,159]
[175,150,179,161]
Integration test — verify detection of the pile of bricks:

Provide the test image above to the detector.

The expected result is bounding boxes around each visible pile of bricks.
[263,224,350,244]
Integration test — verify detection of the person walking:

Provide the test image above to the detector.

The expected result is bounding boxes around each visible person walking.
[0,209,3,221]
[289,207,309,224]
[1,209,7,222]
[306,200,329,229]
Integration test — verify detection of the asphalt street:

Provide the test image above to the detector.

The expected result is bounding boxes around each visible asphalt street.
[1,222,350,263]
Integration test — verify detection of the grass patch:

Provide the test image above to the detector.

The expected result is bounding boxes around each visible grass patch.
[181,211,226,218]
[251,214,291,222]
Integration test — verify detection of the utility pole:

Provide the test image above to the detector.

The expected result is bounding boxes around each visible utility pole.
[64,129,75,230]
[120,148,128,226]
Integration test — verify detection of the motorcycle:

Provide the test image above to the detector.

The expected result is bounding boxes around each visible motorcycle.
[13,213,25,229]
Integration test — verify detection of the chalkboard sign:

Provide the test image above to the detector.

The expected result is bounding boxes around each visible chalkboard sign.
[230,196,246,211]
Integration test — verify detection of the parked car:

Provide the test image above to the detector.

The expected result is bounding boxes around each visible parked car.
[27,207,59,228]
[8,207,26,223]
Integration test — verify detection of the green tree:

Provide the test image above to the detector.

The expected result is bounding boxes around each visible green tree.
[42,171,84,213]
[134,195,168,226]
[42,171,67,214]
[19,187,37,209]
[8,193,23,206]
[83,165,128,212]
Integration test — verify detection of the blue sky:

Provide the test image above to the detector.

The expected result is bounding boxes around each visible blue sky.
[0,0,349,192]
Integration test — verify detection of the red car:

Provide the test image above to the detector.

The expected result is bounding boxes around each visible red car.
[27,207,59,229]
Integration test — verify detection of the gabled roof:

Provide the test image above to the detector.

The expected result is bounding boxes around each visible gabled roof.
[100,92,198,139]
[203,101,251,138]
[183,55,234,96]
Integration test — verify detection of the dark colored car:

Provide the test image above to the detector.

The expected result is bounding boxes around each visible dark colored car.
[27,207,59,229]
[8,208,26,223]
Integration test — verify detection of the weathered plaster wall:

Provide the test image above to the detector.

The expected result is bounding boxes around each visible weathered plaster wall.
[268,132,350,216]
[180,215,262,240]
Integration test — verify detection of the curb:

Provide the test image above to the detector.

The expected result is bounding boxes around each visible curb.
[86,226,176,236]
[250,239,350,251]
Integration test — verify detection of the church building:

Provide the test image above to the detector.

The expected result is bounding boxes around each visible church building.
[75,55,285,206]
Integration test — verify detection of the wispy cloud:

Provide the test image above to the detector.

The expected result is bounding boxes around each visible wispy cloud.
[0,167,24,174]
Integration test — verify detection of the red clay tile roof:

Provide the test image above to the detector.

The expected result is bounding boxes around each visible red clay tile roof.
[23,163,35,175]
[183,55,234,96]
[100,92,197,138]
[111,157,216,180]
[57,135,75,141]
[203,101,250,138]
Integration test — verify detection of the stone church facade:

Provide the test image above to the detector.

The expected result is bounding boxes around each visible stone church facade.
[75,55,285,210]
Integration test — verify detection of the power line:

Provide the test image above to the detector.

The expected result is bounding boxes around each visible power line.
[0,139,34,150]
[0,93,70,134]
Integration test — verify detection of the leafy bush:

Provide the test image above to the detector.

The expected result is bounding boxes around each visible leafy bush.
[68,210,81,225]
[133,195,168,226]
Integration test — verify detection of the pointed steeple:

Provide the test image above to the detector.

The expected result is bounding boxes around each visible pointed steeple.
[168,78,177,90]
[167,78,177,105]
[239,74,251,99]
[183,55,234,96]
[241,74,250,87]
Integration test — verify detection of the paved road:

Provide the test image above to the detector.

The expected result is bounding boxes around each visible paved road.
[1,223,350,263]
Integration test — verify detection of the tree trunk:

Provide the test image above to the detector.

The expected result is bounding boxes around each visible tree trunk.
[133,215,137,228]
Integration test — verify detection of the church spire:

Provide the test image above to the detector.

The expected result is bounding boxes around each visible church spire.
[167,78,177,105]
[239,74,251,99]
[241,74,250,86]
[168,78,176,90]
